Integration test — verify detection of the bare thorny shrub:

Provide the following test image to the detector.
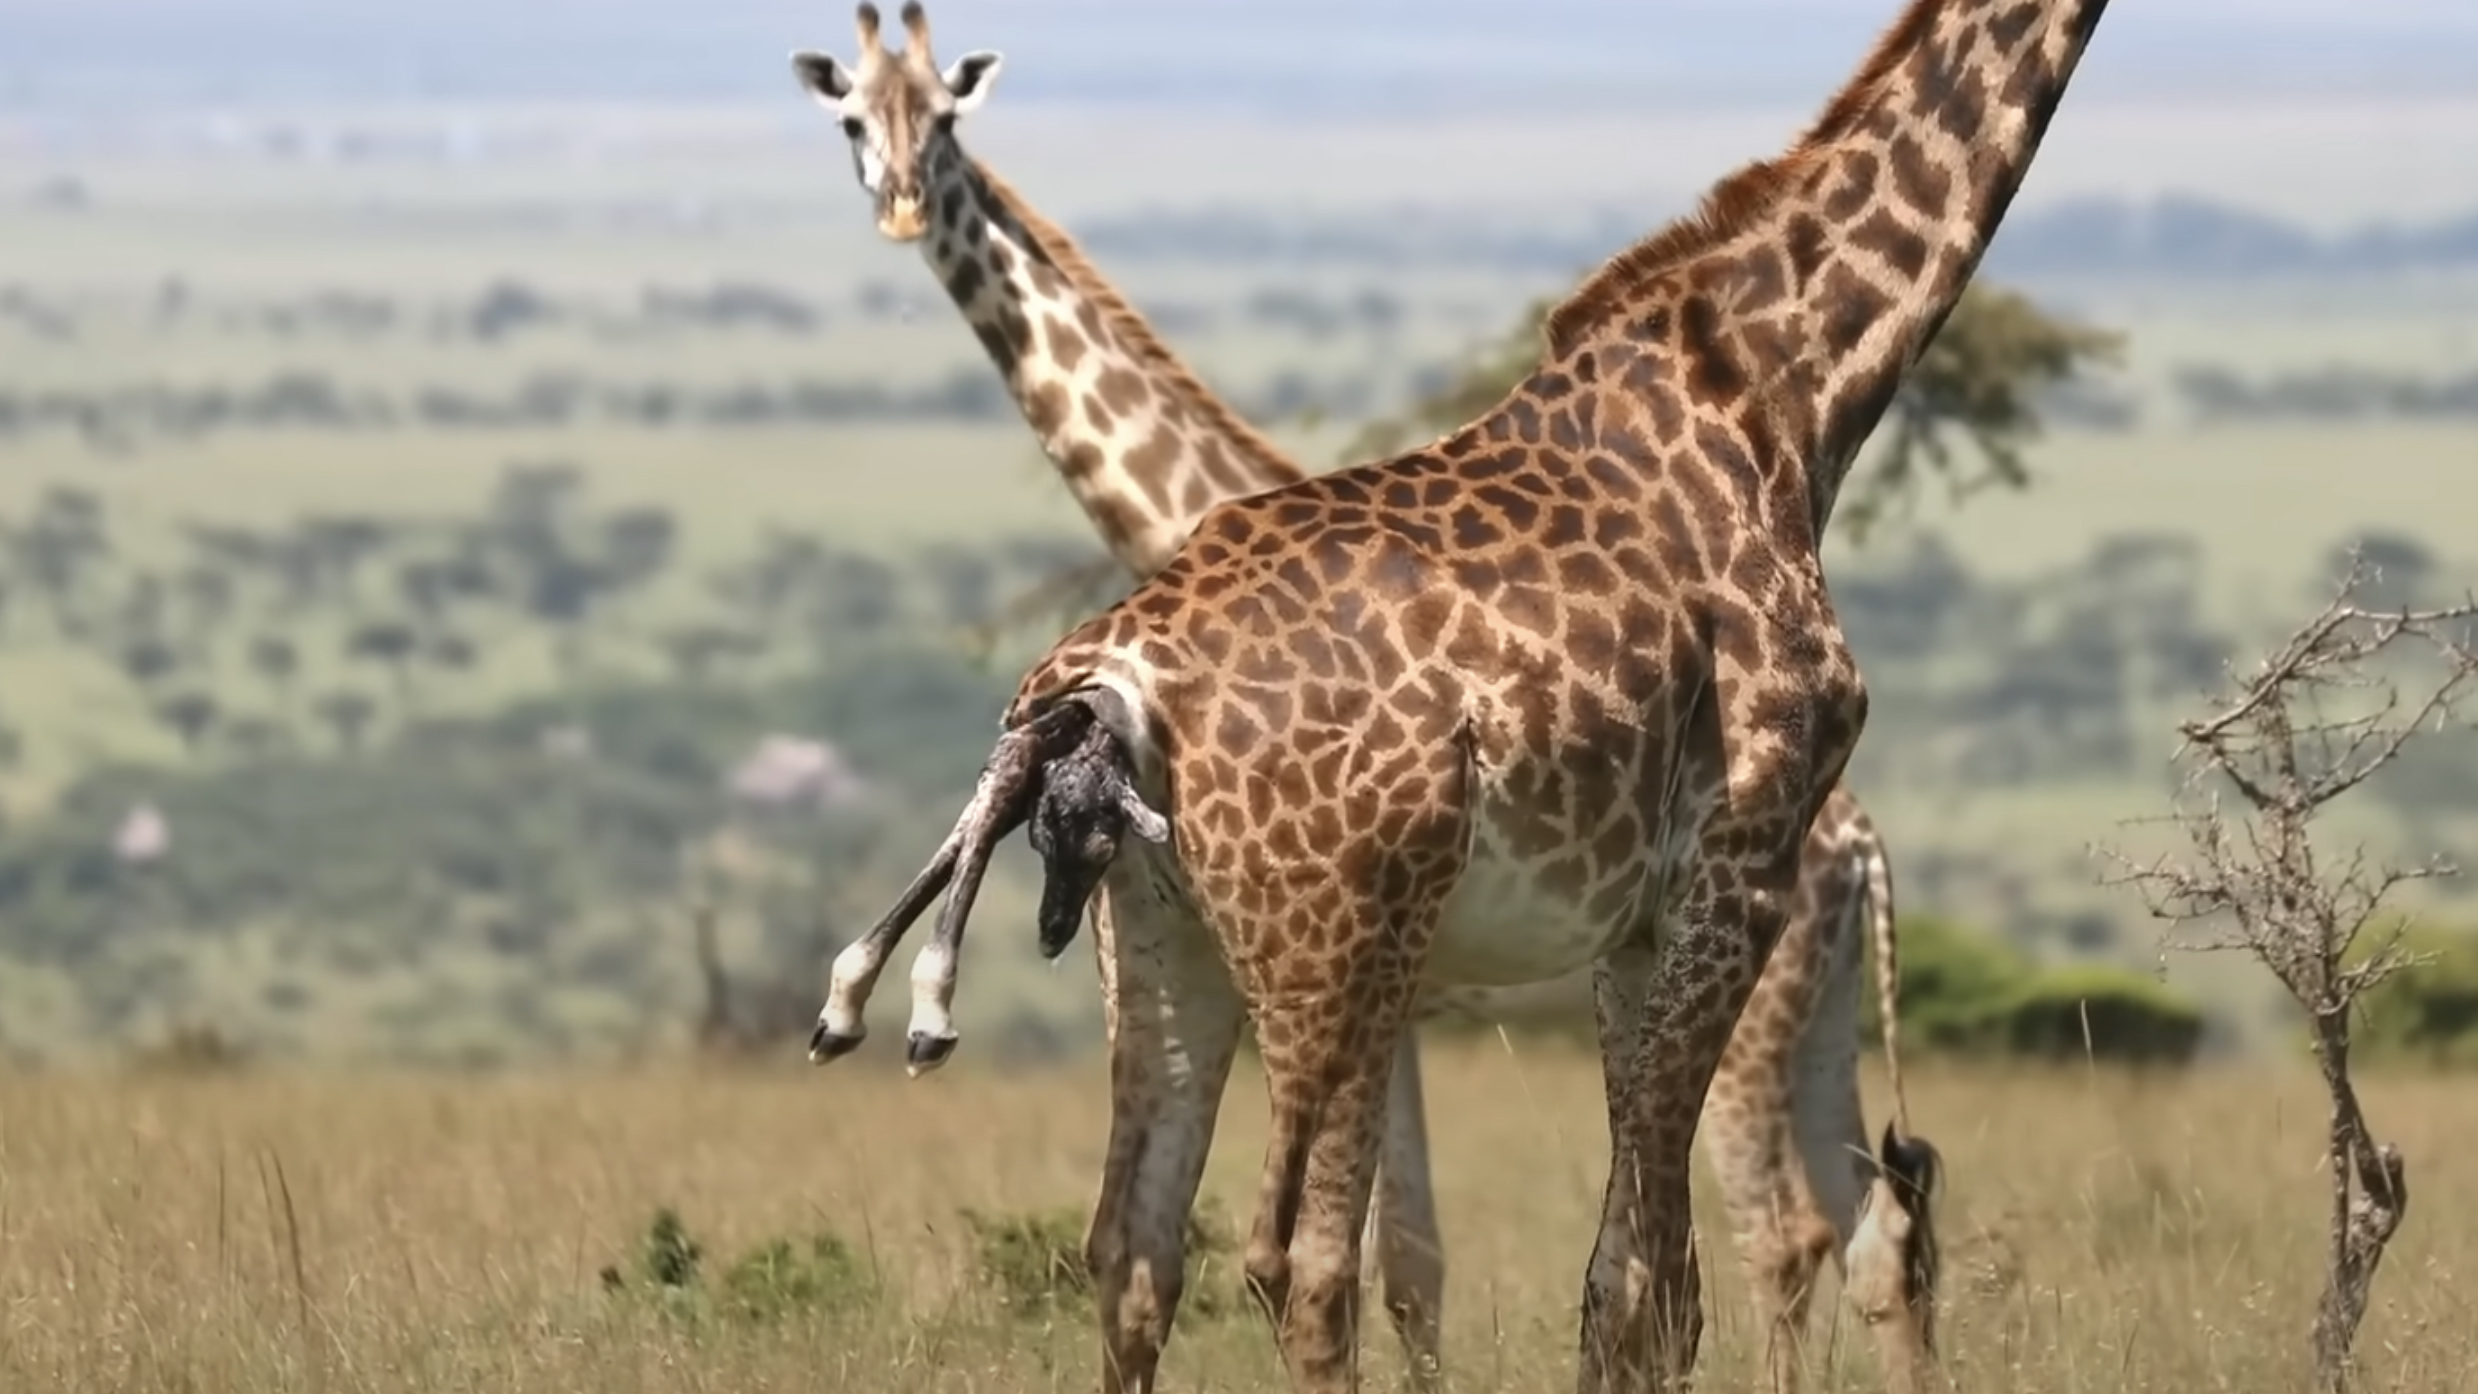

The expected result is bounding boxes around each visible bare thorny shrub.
[2099,553,2478,1393]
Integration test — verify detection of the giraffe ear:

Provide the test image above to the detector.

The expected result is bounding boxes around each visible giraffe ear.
[791,51,858,103]
[941,51,1003,112]
[1115,783,1169,844]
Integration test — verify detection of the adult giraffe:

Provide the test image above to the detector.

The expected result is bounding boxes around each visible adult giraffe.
[792,7,1942,1390]
[799,0,2117,1389]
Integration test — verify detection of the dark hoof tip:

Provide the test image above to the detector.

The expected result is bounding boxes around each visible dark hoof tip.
[904,1032,958,1076]
[808,1025,863,1064]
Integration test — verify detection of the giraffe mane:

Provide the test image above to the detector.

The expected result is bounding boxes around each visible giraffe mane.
[1538,0,1941,359]
[966,159,1313,488]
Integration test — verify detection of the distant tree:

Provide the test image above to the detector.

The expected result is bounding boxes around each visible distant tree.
[181,522,276,585]
[154,690,221,757]
[219,715,294,759]
[119,636,183,692]
[486,460,586,543]
[296,514,396,613]
[807,547,905,638]
[174,563,238,658]
[346,619,424,702]
[267,532,329,614]
[247,633,301,710]
[113,569,170,644]
[424,631,480,677]
[600,506,679,591]
[312,689,380,754]
[919,544,997,629]
[1342,280,2121,543]
[395,557,460,629]
[2329,531,2440,614]
[660,623,767,685]
[712,529,829,628]
[13,486,113,636]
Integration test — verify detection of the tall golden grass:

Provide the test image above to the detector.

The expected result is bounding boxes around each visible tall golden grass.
[2,1039,2471,1392]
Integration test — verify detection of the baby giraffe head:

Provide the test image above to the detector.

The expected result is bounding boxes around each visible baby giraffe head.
[790,2,1003,242]
[1027,718,1170,959]
[1844,1122,1946,1388]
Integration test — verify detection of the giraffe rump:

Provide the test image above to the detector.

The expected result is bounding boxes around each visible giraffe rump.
[807,692,1165,1074]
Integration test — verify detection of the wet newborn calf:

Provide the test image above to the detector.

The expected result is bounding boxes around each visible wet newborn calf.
[1027,717,1169,959]
[810,693,1166,1075]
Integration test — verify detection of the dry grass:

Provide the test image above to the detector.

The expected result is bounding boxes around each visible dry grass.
[3,1040,2475,1392]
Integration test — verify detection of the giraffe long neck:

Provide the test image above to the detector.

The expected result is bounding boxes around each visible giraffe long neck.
[1793,0,2111,508]
[917,158,1309,579]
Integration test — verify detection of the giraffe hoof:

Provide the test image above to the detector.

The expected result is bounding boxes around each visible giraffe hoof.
[903,1031,958,1076]
[808,1023,864,1064]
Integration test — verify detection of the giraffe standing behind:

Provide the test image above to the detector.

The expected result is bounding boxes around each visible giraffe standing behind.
[792,4,1945,1389]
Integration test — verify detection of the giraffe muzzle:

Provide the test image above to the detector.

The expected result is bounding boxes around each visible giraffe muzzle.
[877,191,928,241]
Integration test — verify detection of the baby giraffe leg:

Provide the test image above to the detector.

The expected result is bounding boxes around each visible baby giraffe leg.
[1082,866,1248,1394]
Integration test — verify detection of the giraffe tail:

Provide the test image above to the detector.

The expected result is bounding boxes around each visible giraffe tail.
[1858,828,1910,1143]
[1855,820,1944,1353]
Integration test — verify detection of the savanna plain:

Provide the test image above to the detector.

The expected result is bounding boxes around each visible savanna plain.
[7,1053,2478,1393]
[4,89,2478,1393]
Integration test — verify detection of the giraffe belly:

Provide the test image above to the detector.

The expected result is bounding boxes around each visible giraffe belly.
[1422,805,1641,988]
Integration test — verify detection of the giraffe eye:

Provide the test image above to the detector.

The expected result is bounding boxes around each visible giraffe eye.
[839,116,863,138]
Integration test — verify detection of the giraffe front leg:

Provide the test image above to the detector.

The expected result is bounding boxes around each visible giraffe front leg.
[1083,867,1247,1394]
[1580,872,1793,1394]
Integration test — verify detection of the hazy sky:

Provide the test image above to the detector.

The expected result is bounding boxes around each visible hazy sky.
[3,0,2474,111]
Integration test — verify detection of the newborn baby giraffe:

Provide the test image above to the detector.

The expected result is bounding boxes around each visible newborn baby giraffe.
[808,691,1162,1074]
[1029,714,1172,961]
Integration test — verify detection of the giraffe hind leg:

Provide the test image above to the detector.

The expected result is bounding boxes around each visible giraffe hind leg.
[1365,1032,1444,1393]
[1582,824,1804,1394]
[1082,852,1247,1394]
[1700,872,1850,1394]
[1243,987,1419,1394]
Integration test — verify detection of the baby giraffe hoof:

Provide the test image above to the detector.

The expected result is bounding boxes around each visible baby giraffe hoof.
[904,1031,958,1077]
[808,1022,865,1064]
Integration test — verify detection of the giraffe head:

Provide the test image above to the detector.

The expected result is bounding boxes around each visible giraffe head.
[790,2,1002,242]
[1845,1122,1944,1384]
